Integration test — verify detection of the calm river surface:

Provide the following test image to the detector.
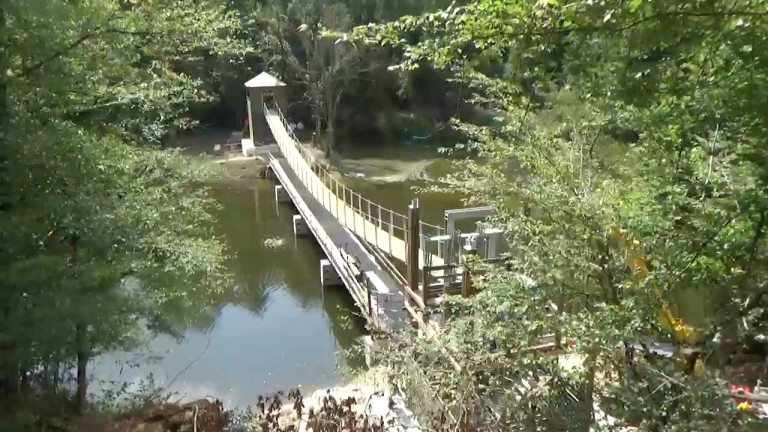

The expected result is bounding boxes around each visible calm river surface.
[91,136,463,408]
[91,180,368,407]
[90,131,705,409]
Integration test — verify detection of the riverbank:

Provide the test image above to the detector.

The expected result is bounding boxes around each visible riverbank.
[175,128,270,182]
[216,155,268,181]
[175,126,447,186]
[98,367,415,432]
[242,379,419,432]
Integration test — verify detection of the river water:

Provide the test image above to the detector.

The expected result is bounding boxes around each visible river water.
[91,137,463,408]
[91,181,368,407]
[90,131,707,409]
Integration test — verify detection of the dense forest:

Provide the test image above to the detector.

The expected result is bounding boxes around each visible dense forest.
[3,0,768,430]
[369,1,768,430]
[186,0,469,151]
[1,0,242,423]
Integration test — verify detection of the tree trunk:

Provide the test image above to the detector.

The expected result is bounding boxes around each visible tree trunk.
[0,0,10,211]
[323,95,335,157]
[69,234,89,414]
[75,322,88,414]
[584,348,598,426]
[743,211,767,311]
[19,365,28,398]
[52,359,60,395]
[325,126,335,157]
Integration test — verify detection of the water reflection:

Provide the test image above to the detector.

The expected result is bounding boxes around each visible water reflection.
[92,180,365,408]
[333,143,465,227]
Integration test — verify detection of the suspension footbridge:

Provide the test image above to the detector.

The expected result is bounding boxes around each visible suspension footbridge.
[243,72,501,333]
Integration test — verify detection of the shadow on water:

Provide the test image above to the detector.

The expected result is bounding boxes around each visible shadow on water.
[91,180,365,408]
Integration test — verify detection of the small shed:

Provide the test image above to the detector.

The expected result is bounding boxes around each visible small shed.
[244,72,288,148]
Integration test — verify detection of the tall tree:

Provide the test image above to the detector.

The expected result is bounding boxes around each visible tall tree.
[1,0,243,417]
[262,2,365,155]
[293,25,366,155]
[359,0,768,429]
[256,0,464,153]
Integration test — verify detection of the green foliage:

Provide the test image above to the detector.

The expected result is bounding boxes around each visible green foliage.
[362,0,768,429]
[1,0,241,413]
[250,0,465,150]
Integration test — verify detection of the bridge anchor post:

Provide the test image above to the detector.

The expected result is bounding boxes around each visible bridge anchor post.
[407,198,421,327]
[320,259,343,287]
[292,215,309,237]
[274,185,289,203]
[362,335,389,367]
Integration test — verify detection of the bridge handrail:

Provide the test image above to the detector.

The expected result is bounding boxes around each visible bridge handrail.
[263,103,445,259]
[267,152,394,330]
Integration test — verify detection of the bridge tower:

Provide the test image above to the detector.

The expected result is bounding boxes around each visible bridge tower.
[244,72,288,147]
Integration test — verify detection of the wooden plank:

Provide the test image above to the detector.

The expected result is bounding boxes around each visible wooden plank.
[404,301,425,328]
[426,286,461,293]
[402,281,425,310]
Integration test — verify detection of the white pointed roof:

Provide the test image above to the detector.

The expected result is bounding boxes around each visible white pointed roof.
[244,72,286,88]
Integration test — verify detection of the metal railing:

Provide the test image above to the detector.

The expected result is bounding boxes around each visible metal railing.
[268,152,394,330]
[263,103,445,261]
